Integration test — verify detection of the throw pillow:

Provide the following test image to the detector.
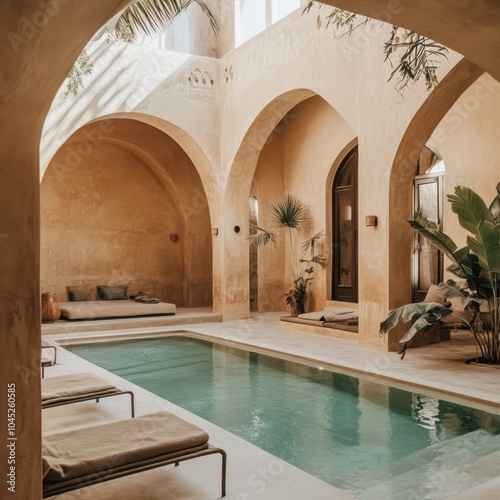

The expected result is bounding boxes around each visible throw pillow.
[97,285,128,300]
[67,287,92,302]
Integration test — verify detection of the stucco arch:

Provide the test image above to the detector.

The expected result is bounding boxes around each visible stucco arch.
[42,112,223,227]
[41,117,214,307]
[388,59,484,310]
[221,88,354,318]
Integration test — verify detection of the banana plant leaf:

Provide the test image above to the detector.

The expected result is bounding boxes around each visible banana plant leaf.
[407,215,458,264]
[448,185,493,236]
[379,302,453,334]
[490,182,500,223]
[379,302,455,360]
[438,280,483,309]
[466,220,500,273]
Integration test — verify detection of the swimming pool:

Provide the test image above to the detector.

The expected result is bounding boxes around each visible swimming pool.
[67,336,500,498]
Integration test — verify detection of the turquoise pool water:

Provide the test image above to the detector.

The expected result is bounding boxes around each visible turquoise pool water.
[67,336,500,498]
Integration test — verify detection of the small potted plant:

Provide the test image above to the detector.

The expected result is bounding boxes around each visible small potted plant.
[249,193,326,316]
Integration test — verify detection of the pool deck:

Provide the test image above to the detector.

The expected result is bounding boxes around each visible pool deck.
[42,311,500,499]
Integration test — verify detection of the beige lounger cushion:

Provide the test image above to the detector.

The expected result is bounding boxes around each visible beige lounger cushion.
[298,309,354,321]
[43,411,209,490]
[320,312,358,322]
[59,300,176,320]
[42,373,118,405]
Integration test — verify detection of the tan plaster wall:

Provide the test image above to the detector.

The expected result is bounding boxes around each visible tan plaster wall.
[250,96,355,313]
[250,129,286,312]
[41,119,212,307]
[431,73,500,265]
[0,1,132,497]
[220,8,462,325]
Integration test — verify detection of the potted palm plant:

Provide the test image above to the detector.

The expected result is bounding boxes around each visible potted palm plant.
[248,193,326,316]
[379,183,500,364]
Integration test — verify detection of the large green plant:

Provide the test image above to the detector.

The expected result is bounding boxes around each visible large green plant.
[248,194,326,315]
[380,183,500,364]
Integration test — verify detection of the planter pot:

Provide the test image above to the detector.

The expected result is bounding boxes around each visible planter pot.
[41,292,61,323]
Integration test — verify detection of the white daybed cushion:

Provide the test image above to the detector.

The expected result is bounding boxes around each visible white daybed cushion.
[59,300,176,320]
[298,308,355,321]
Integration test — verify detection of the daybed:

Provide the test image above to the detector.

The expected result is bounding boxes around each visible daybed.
[42,372,135,417]
[280,308,359,335]
[59,299,176,320]
[42,411,227,498]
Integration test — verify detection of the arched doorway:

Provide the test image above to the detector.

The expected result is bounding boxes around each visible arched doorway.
[332,146,358,302]
[412,145,445,301]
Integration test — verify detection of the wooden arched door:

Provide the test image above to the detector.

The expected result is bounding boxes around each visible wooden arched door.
[332,146,358,303]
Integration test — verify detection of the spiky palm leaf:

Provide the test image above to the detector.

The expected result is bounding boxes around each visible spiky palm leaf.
[300,231,323,255]
[270,193,310,230]
[114,0,220,40]
[248,223,278,248]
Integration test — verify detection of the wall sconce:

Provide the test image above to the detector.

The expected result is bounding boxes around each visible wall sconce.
[365,216,378,227]
[211,228,219,236]
[170,233,179,242]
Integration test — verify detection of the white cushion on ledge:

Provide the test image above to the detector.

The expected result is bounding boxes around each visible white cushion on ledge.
[298,309,354,321]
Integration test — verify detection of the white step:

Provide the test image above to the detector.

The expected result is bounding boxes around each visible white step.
[344,429,500,499]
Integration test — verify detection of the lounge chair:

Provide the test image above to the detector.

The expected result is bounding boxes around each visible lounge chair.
[42,340,57,364]
[41,340,58,378]
[42,372,135,417]
[42,411,227,498]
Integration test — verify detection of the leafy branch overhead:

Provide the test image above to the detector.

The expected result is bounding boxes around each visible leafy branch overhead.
[64,50,94,97]
[65,0,220,96]
[304,1,448,95]
[114,0,220,40]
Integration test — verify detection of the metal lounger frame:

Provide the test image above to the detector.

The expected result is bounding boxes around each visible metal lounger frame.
[42,444,227,498]
[42,389,135,418]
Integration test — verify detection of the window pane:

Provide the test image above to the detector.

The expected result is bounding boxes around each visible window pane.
[243,0,266,42]
[339,194,353,287]
[416,180,439,291]
[272,0,300,23]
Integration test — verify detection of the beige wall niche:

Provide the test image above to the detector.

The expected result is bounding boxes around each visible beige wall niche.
[41,118,212,307]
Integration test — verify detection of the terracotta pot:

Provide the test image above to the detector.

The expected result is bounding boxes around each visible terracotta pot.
[41,292,61,323]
